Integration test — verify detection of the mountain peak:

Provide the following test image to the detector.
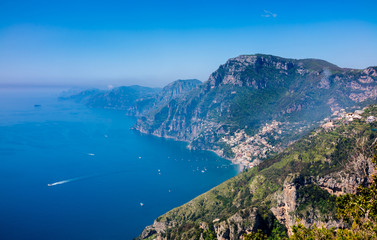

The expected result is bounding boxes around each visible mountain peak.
[208,54,295,87]
[208,54,345,88]
[364,66,377,76]
[231,54,341,71]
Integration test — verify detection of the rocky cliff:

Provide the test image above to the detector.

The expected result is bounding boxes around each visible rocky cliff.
[135,55,377,167]
[137,105,377,239]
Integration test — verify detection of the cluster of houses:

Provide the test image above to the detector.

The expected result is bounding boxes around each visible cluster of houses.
[321,107,376,130]
[223,106,377,169]
[221,121,284,168]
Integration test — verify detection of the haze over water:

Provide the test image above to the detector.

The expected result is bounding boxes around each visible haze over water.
[0,88,238,239]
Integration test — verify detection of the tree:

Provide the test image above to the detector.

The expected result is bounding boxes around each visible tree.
[244,229,268,240]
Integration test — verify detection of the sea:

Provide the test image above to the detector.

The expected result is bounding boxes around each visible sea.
[0,87,238,240]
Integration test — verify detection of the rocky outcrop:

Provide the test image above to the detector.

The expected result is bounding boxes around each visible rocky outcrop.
[271,175,297,235]
[139,219,178,240]
[271,175,343,236]
[271,140,377,235]
[214,208,260,240]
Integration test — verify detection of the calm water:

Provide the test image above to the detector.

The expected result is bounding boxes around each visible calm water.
[0,88,238,240]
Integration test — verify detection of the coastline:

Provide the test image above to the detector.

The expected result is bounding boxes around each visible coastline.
[133,127,246,173]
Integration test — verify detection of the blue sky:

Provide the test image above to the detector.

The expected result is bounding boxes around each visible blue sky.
[1,0,377,87]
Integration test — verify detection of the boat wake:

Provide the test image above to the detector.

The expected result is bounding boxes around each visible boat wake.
[47,177,82,187]
[47,170,131,187]
[47,180,70,186]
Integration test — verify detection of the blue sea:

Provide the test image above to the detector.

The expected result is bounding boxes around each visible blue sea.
[0,87,238,240]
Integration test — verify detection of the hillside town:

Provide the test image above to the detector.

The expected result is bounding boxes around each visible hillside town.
[222,107,377,169]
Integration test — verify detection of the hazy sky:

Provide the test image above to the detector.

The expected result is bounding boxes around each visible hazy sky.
[1,0,377,87]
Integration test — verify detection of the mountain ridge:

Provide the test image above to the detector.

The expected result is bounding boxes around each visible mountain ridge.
[135,54,377,167]
[63,79,202,116]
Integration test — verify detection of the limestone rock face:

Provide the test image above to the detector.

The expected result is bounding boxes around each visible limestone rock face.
[208,55,296,88]
[214,208,260,240]
[363,67,377,77]
[139,225,157,239]
[271,175,297,235]
[139,219,176,240]
[271,149,377,235]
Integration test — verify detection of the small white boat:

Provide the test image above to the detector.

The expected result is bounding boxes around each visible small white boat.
[140,202,144,207]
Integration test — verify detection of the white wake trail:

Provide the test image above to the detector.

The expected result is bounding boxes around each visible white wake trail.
[47,177,82,187]
[47,170,132,187]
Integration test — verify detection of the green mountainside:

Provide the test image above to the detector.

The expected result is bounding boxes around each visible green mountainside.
[138,105,377,239]
[135,55,377,167]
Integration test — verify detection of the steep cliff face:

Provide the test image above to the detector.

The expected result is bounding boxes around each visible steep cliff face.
[137,105,377,239]
[135,55,377,166]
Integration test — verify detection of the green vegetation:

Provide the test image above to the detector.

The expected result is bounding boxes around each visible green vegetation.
[290,155,377,239]
[244,229,268,240]
[202,230,217,240]
[139,105,377,239]
[295,184,337,220]
[243,220,288,240]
